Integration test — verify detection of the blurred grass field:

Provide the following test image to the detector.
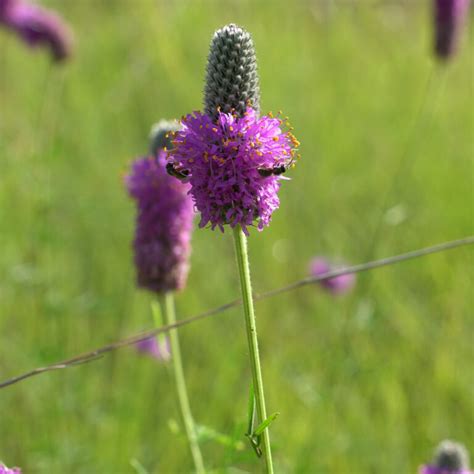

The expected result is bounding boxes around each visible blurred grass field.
[0,1,472,472]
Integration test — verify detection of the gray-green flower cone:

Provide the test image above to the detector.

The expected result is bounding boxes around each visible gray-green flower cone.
[204,23,260,120]
[434,440,470,471]
[149,119,180,155]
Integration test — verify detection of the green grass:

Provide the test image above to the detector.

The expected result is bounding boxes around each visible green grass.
[0,1,472,472]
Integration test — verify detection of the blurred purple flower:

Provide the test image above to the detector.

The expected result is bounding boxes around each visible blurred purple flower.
[309,257,355,295]
[167,108,299,234]
[0,463,21,474]
[135,336,171,362]
[125,151,194,294]
[420,467,472,474]
[420,440,472,474]
[433,0,471,59]
[0,0,73,62]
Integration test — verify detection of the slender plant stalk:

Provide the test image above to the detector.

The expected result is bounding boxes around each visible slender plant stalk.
[232,226,274,473]
[157,292,205,474]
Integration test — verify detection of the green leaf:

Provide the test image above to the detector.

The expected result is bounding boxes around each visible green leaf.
[253,412,280,437]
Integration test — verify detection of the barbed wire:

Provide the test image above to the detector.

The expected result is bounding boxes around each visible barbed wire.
[0,236,472,390]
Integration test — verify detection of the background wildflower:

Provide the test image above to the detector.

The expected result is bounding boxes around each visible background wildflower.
[125,152,193,293]
[126,125,204,472]
[135,336,171,362]
[0,0,73,61]
[310,257,356,295]
[433,0,470,59]
[0,463,21,474]
[420,440,472,474]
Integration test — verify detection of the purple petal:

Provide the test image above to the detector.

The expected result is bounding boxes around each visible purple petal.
[166,108,299,233]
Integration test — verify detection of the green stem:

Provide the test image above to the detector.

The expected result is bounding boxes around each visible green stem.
[232,226,274,474]
[157,292,205,474]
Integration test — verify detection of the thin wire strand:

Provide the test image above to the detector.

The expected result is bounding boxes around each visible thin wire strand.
[0,236,472,390]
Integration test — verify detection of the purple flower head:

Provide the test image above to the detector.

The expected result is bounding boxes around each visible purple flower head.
[166,24,299,234]
[0,463,21,474]
[135,336,171,362]
[420,440,472,474]
[0,0,73,62]
[126,151,194,293]
[433,0,471,60]
[309,257,356,295]
[167,108,299,234]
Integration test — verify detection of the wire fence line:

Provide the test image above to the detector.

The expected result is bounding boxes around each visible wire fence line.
[0,236,472,390]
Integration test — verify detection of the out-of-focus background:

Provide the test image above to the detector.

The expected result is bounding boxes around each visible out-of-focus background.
[0,1,472,472]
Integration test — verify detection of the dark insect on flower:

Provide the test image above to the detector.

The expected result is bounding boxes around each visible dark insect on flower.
[166,162,190,180]
[257,166,287,177]
[257,157,295,177]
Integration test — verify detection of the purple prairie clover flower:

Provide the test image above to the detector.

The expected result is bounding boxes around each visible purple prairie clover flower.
[0,464,21,474]
[125,151,194,294]
[0,0,73,62]
[420,440,472,474]
[309,257,356,295]
[135,336,171,361]
[433,0,471,59]
[166,24,299,234]
[167,108,299,234]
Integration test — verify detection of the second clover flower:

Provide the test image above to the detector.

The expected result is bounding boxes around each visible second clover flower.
[125,151,193,294]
